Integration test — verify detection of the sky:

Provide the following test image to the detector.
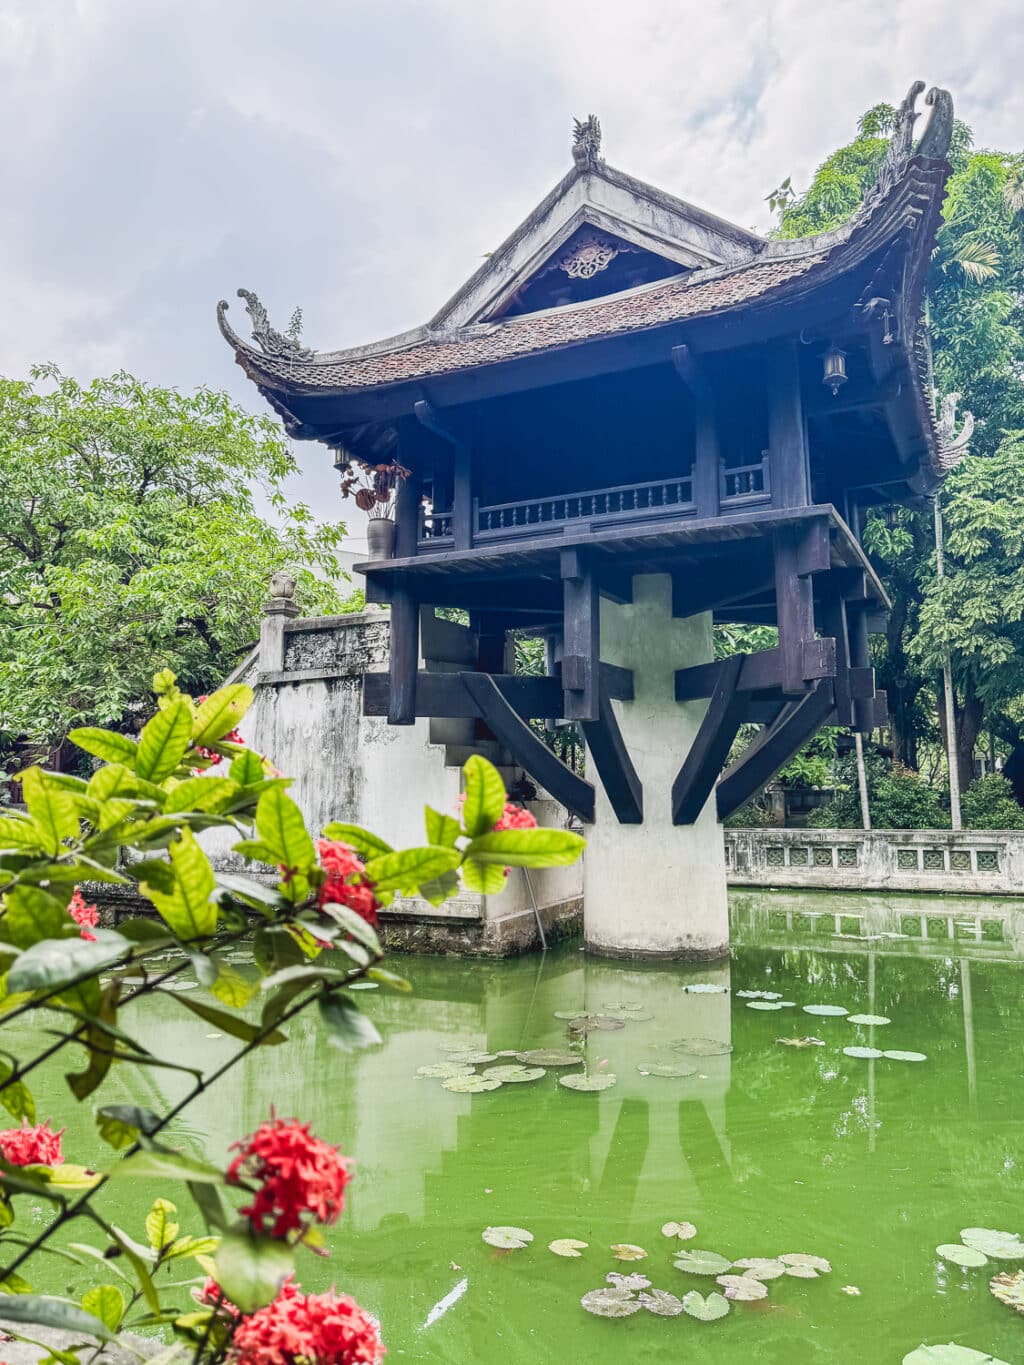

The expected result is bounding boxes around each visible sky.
[2,0,1022,541]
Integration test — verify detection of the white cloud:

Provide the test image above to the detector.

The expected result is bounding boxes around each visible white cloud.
[0,0,1021,518]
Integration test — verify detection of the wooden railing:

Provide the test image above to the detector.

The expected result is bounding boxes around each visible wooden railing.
[473,475,695,539]
[720,453,771,504]
[418,509,453,543]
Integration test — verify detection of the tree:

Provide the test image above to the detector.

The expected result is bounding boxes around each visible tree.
[0,367,347,762]
[773,102,1024,791]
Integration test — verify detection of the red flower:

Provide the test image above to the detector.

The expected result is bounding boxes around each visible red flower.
[194,697,245,767]
[194,1276,241,1320]
[493,802,538,832]
[68,887,99,942]
[228,1278,385,1365]
[226,1116,351,1239]
[316,839,379,927]
[0,1120,64,1167]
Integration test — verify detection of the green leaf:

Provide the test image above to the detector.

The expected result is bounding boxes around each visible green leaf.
[318,993,383,1052]
[215,871,282,910]
[464,828,586,868]
[163,1234,220,1261]
[0,1293,115,1341]
[7,930,130,995]
[146,1198,180,1251]
[0,885,75,948]
[142,828,217,940]
[107,1148,224,1184]
[362,845,461,895]
[20,768,79,856]
[116,916,174,944]
[208,963,257,1009]
[461,857,507,894]
[69,727,139,767]
[367,966,412,992]
[230,748,266,785]
[255,787,315,879]
[164,777,241,814]
[0,1066,36,1123]
[682,1289,731,1321]
[320,821,393,859]
[318,904,382,955]
[192,686,253,745]
[418,870,461,906]
[96,1111,140,1150]
[425,806,461,847]
[213,1228,293,1314]
[96,1103,161,1136]
[0,817,44,851]
[65,980,123,1101]
[136,699,194,782]
[81,1284,125,1332]
[461,755,507,837]
[164,991,287,1045]
[108,1223,161,1313]
[0,1271,32,1293]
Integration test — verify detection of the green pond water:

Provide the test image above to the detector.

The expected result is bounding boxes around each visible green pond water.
[6,890,1024,1363]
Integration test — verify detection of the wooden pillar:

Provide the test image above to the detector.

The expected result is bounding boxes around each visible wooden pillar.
[820,576,853,727]
[452,440,473,551]
[774,526,815,696]
[847,602,874,733]
[388,573,418,725]
[671,344,719,518]
[561,547,599,722]
[768,340,810,510]
[393,445,422,560]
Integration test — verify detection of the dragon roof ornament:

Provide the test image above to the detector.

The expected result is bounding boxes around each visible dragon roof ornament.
[861,82,954,217]
[572,114,602,168]
[217,288,314,361]
[935,392,974,472]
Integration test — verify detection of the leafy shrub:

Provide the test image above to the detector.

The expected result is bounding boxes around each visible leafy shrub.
[811,753,949,829]
[961,773,1024,829]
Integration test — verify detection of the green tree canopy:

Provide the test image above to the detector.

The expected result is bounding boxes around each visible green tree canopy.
[0,367,346,760]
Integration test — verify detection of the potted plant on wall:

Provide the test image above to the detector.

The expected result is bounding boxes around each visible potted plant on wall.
[340,457,411,560]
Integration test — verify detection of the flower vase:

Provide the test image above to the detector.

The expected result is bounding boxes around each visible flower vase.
[366,517,396,561]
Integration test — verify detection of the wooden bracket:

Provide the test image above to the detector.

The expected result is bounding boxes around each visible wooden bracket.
[580,689,643,824]
[671,653,747,825]
[561,547,599,722]
[716,681,836,821]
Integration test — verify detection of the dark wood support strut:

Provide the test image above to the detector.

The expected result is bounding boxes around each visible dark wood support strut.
[675,641,835,701]
[580,688,643,824]
[387,575,418,725]
[561,547,600,722]
[716,680,836,822]
[461,673,595,824]
[671,344,720,519]
[671,652,748,825]
[363,665,632,720]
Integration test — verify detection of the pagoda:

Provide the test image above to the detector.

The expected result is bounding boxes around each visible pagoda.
[218,83,960,958]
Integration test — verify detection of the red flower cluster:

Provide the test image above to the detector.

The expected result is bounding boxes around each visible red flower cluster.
[317,839,379,926]
[0,1119,64,1167]
[493,802,538,832]
[195,1276,241,1320]
[228,1278,385,1365]
[194,695,245,766]
[68,887,99,941]
[226,1116,351,1238]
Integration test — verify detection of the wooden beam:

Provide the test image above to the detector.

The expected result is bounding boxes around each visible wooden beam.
[462,673,595,823]
[601,663,634,701]
[847,601,876,733]
[716,681,836,821]
[387,576,418,725]
[672,653,747,825]
[561,547,599,722]
[675,639,836,701]
[767,338,810,510]
[671,343,719,518]
[365,665,630,720]
[819,575,853,726]
[774,525,816,695]
[393,445,422,560]
[673,560,773,619]
[580,690,643,824]
[413,399,473,551]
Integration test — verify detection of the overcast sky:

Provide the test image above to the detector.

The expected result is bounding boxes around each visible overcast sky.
[2,1,1022,538]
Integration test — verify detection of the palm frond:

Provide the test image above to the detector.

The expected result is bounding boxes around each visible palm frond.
[939,237,1001,283]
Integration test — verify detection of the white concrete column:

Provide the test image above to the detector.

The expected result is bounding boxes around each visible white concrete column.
[583,573,729,959]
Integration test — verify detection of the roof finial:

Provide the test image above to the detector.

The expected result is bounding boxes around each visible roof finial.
[572,115,602,168]
[935,391,974,471]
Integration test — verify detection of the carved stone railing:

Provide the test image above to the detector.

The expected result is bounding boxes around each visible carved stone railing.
[720,454,771,505]
[473,475,696,541]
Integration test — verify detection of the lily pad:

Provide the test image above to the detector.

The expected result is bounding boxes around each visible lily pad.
[610,1244,647,1261]
[548,1238,588,1257]
[737,989,783,1000]
[777,1001,797,1007]
[662,1221,697,1241]
[671,1038,733,1056]
[600,1009,654,1023]
[936,1244,988,1268]
[747,1001,783,1011]
[554,1010,592,1021]
[682,1290,730,1321]
[637,1062,698,1078]
[962,1228,1024,1259]
[606,1271,650,1289]
[802,1004,849,1017]
[903,1347,1013,1364]
[716,1274,768,1301]
[482,1225,533,1249]
[776,1036,825,1048]
[732,1257,786,1281]
[417,1062,475,1079]
[443,1051,499,1065]
[603,1001,644,1011]
[580,1287,640,1318]
[569,1015,625,1033]
[681,984,728,994]
[638,1288,684,1316]
[481,1065,545,1083]
[440,1040,477,1052]
[516,1049,579,1067]
[559,1072,617,1092]
[883,1050,928,1063]
[779,1253,831,1274]
[843,1046,885,1059]
[674,1249,732,1276]
[847,1014,891,1026]
[442,1074,502,1093]
[990,1269,1024,1312]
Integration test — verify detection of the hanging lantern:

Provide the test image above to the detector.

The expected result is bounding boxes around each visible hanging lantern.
[822,342,848,396]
